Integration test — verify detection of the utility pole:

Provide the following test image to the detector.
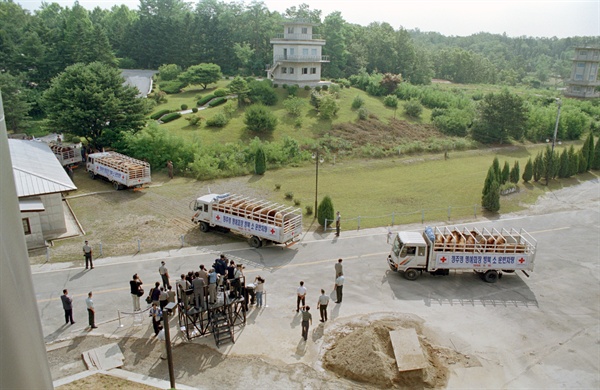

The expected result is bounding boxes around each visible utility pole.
[547,98,562,186]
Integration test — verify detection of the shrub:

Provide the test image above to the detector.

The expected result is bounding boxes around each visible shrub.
[244,104,277,133]
[223,101,237,118]
[275,183,281,190]
[248,80,277,106]
[293,199,301,206]
[185,115,203,126]
[192,107,198,113]
[206,112,229,127]
[151,109,171,120]
[322,84,329,91]
[69,135,81,143]
[149,90,167,104]
[160,80,185,94]
[358,107,369,120]
[285,191,294,200]
[305,205,313,215]
[315,86,322,92]
[214,88,228,97]
[158,64,182,81]
[383,95,398,108]
[287,84,299,97]
[181,104,188,110]
[208,97,227,107]
[404,99,423,118]
[351,95,365,109]
[160,112,181,123]
[304,85,311,91]
[317,195,334,227]
[283,96,305,117]
[282,84,288,89]
[197,94,216,106]
[118,57,137,69]
[329,84,341,94]
[522,158,533,182]
[255,147,266,175]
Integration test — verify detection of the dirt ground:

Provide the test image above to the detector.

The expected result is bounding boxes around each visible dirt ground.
[48,313,475,389]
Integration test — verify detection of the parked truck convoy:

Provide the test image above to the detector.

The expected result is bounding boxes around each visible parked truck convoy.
[387,226,537,283]
[86,151,152,190]
[192,193,303,247]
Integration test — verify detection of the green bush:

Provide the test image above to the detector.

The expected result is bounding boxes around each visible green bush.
[285,191,294,200]
[214,88,228,97]
[206,112,229,127]
[160,112,182,123]
[69,135,81,143]
[273,84,278,88]
[293,199,301,206]
[282,84,288,89]
[181,104,188,110]
[208,97,227,107]
[118,57,137,69]
[197,94,216,106]
[244,104,277,133]
[404,99,423,118]
[315,86,322,92]
[192,107,198,113]
[275,183,281,190]
[151,109,171,120]
[158,64,182,81]
[160,80,185,94]
[383,95,398,108]
[255,147,266,175]
[358,107,369,120]
[287,84,299,97]
[322,84,329,91]
[304,85,311,91]
[248,79,277,106]
[305,205,313,215]
[185,115,202,126]
[351,95,365,109]
[317,195,334,227]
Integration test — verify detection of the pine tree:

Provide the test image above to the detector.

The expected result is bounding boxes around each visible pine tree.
[568,146,579,177]
[509,161,520,184]
[492,157,501,183]
[482,166,496,197]
[501,161,510,185]
[522,158,533,182]
[592,138,600,170]
[578,151,588,174]
[317,195,335,227]
[254,147,266,175]
[482,179,500,212]
[558,149,570,178]
[543,145,554,185]
[586,133,595,170]
[533,152,544,182]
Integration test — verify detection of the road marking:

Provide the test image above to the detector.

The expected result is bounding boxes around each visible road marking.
[530,227,570,234]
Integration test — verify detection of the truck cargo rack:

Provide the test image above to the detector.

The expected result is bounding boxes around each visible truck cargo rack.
[430,226,536,255]
[93,151,150,180]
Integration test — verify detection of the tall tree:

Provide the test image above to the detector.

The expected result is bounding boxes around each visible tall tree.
[0,72,32,131]
[592,138,600,170]
[568,145,579,177]
[471,89,528,144]
[322,11,348,79]
[178,63,222,89]
[522,158,533,182]
[509,161,520,184]
[43,62,146,149]
[558,148,570,178]
[501,161,510,185]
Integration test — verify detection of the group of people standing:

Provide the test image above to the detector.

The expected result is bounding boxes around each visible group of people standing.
[297,258,345,341]
[60,289,97,330]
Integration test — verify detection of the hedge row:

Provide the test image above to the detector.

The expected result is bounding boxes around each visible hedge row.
[161,112,182,123]
[197,94,216,106]
[208,97,227,107]
[151,109,171,120]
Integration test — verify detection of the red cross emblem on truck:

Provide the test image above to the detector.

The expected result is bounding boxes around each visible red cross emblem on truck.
[518,258,525,264]
[215,215,221,221]
[270,228,275,235]
[440,256,447,263]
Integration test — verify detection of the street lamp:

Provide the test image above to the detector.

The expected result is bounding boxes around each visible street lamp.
[312,150,324,219]
[546,98,562,185]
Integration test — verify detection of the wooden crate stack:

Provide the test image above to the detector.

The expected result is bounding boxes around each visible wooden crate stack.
[96,152,149,179]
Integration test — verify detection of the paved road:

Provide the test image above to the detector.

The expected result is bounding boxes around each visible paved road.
[33,188,600,388]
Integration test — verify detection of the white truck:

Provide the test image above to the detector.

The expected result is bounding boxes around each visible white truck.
[387,226,537,283]
[86,151,151,190]
[50,144,81,167]
[192,193,303,248]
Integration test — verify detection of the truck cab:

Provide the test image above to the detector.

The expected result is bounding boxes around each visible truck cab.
[387,231,428,279]
[192,194,223,231]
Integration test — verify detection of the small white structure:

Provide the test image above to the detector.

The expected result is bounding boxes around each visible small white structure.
[267,19,329,87]
[8,139,77,249]
[564,46,600,99]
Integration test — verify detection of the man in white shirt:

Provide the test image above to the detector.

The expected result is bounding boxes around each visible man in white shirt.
[335,274,345,303]
[296,281,307,312]
[86,291,97,329]
[317,289,329,322]
[159,261,169,289]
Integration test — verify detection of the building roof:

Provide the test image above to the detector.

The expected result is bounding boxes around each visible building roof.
[8,139,77,197]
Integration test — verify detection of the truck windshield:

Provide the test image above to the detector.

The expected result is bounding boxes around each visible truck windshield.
[392,236,402,257]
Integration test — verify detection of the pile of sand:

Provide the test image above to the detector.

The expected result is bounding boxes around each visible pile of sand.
[321,313,476,389]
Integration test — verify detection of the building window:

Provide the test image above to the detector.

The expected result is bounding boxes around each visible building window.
[579,50,587,56]
[301,27,308,34]
[575,74,583,80]
[22,218,31,235]
[311,48,317,56]
[311,67,317,74]
[282,67,287,74]
[287,27,294,34]
[302,48,309,56]
[302,68,308,74]
[577,62,585,68]
[289,48,295,55]
[289,67,294,74]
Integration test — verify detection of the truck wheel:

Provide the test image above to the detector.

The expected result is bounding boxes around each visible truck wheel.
[199,222,209,232]
[404,269,419,281]
[483,270,499,283]
[113,182,122,190]
[88,171,96,180]
[250,236,262,248]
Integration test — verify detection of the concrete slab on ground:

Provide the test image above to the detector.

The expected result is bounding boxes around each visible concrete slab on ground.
[389,328,427,371]
[82,343,124,371]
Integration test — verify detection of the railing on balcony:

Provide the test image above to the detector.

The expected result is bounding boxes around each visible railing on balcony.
[272,33,323,40]
[273,55,329,62]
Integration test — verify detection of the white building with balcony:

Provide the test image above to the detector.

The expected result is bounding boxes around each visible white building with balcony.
[564,46,599,99]
[267,19,329,87]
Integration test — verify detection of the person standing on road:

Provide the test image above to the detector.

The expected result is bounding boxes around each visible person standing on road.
[166,160,173,179]
[334,259,343,288]
[151,281,161,306]
[86,291,97,329]
[159,261,169,289]
[296,281,307,312]
[335,274,345,303]
[317,289,329,322]
[159,287,169,310]
[254,276,265,307]
[61,289,75,325]
[335,211,341,236]
[149,303,162,336]
[83,240,93,269]
[301,305,312,341]
[130,274,143,311]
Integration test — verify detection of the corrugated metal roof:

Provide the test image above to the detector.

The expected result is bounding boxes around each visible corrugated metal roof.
[8,139,77,197]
